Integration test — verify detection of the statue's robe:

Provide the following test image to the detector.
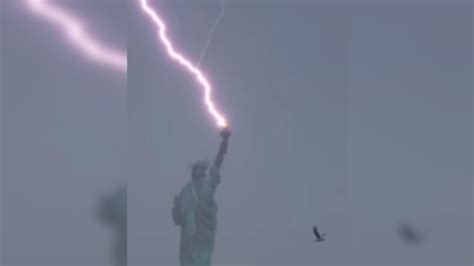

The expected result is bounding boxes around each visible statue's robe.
[172,167,221,266]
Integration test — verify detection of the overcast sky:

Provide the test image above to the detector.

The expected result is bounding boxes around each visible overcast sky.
[2,0,473,266]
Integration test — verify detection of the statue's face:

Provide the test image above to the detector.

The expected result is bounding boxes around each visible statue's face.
[192,161,208,180]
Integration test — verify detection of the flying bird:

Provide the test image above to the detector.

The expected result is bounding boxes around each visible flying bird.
[313,225,326,242]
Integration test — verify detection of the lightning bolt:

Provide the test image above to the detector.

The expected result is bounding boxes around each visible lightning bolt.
[196,0,224,68]
[139,0,228,129]
[26,0,127,73]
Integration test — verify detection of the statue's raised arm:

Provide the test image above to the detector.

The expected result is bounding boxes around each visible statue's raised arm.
[213,127,231,171]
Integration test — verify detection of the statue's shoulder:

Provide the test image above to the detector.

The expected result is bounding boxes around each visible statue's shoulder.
[207,168,221,191]
[209,166,220,177]
[180,181,193,195]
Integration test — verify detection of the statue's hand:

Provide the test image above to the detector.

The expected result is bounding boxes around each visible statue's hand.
[220,127,231,140]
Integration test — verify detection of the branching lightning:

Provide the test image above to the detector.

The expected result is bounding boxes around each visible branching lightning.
[196,0,224,68]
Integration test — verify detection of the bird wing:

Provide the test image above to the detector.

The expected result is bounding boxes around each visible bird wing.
[313,226,320,238]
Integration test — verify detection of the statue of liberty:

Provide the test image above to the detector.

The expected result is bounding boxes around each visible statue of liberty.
[172,127,231,266]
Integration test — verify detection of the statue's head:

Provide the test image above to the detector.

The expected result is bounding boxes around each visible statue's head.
[192,160,208,180]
